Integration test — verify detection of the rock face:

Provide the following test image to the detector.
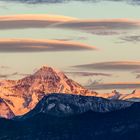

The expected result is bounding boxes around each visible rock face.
[21,93,133,119]
[17,65,91,95]
[0,98,15,119]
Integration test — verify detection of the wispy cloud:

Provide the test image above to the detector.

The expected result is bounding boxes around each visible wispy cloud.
[136,75,140,79]
[86,82,140,90]
[55,36,88,41]
[0,39,96,52]
[73,61,140,71]
[133,70,140,73]
[120,35,140,43]
[0,72,29,79]
[0,15,139,36]
[65,71,112,77]
[56,19,140,35]
[0,0,140,5]
[131,70,140,79]
[0,65,10,69]
[0,74,9,78]
[0,14,76,30]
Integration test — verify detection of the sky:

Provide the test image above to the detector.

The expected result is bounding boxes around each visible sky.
[0,0,140,93]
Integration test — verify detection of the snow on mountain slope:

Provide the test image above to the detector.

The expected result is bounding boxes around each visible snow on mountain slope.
[20,93,133,119]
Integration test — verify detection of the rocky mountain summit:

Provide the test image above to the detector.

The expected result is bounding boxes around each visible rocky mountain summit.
[0,65,96,117]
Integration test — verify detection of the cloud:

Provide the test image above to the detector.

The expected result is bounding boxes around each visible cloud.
[0,0,65,4]
[126,0,140,5]
[0,74,9,78]
[0,15,139,36]
[133,70,140,73]
[65,71,112,77]
[86,82,140,90]
[0,72,29,79]
[57,19,140,35]
[0,72,18,79]
[0,39,96,52]
[55,36,88,41]
[0,0,140,5]
[136,75,140,78]
[73,61,140,71]
[0,66,10,69]
[120,35,140,43]
[0,14,76,30]
[131,70,140,79]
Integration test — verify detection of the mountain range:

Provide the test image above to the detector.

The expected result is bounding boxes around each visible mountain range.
[0,65,140,139]
[0,65,140,119]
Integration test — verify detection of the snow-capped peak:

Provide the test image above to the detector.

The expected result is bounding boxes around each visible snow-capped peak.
[0,65,92,116]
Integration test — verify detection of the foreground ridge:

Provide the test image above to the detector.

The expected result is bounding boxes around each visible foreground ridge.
[20,93,133,119]
[1,93,140,140]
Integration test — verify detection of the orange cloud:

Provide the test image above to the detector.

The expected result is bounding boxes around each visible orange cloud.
[0,14,139,36]
[0,38,96,52]
[0,14,76,21]
[0,14,76,29]
[65,71,112,77]
[73,61,140,71]
[86,82,140,90]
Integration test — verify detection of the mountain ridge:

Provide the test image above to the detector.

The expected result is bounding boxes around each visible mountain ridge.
[0,65,96,118]
[19,93,133,120]
[1,96,140,140]
[0,65,140,119]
